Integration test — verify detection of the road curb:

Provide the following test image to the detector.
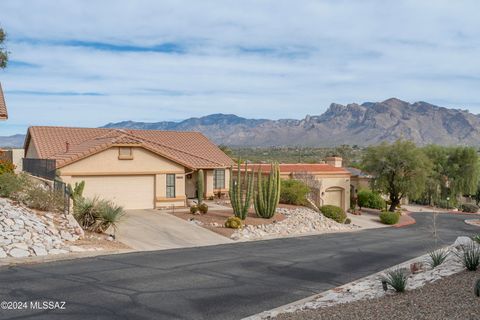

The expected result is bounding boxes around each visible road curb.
[394,211,416,228]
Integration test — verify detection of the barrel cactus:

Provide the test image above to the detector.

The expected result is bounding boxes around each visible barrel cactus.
[254,162,281,219]
[224,216,243,229]
[198,202,208,214]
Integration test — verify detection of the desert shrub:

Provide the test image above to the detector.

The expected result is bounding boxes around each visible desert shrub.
[344,218,351,224]
[0,160,15,175]
[74,197,99,230]
[320,205,346,223]
[0,172,28,198]
[224,216,243,229]
[428,249,449,268]
[198,202,209,214]
[472,234,480,244]
[379,211,400,225]
[280,179,310,205]
[93,200,125,233]
[435,199,456,209]
[456,243,480,271]
[357,189,385,210]
[461,203,479,213]
[23,184,64,212]
[382,268,408,292]
[190,205,199,214]
[73,197,125,232]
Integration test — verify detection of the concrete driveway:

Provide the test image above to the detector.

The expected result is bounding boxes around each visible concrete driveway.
[116,209,232,250]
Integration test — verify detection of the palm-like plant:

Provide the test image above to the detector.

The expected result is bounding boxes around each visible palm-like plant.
[382,268,408,292]
[428,248,449,268]
[94,200,125,234]
[73,197,98,230]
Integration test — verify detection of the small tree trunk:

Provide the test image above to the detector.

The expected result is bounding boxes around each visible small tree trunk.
[389,195,400,212]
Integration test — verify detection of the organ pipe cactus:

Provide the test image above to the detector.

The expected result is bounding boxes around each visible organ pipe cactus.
[197,169,204,204]
[254,162,281,219]
[229,161,254,220]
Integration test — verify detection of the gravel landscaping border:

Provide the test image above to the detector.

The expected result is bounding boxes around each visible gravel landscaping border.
[274,270,480,320]
[245,236,479,320]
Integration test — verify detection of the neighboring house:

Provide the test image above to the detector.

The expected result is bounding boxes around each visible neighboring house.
[0,82,8,120]
[347,167,372,193]
[237,157,351,210]
[23,126,234,209]
[0,148,24,172]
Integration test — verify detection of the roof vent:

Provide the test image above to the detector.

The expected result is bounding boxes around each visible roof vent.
[65,141,70,152]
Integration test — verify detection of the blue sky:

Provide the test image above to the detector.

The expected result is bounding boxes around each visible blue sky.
[0,0,480,135]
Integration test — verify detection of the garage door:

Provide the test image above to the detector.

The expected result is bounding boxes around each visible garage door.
[71,175,155,210]
[324,187,343,209]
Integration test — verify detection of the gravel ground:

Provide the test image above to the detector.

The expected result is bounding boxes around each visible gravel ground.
[276,270,480,320]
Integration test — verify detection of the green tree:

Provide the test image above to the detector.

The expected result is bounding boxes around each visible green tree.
[0,28,8,69]
[362,140,431,211]
[422,145,479,204]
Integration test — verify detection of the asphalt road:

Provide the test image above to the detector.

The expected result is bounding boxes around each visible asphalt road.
[0,212,477,320]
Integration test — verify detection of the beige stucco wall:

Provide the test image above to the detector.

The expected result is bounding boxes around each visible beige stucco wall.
[350,176,371,192]
[11,149,24,172]
[313,174,350,210]
[60,147,185,175]
[25,140,39,158]
[60,147,187,208]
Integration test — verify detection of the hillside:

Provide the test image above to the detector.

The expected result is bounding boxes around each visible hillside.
[103,98,480,146]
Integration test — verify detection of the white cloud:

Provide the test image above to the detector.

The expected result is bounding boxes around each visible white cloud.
[0,0,479,135]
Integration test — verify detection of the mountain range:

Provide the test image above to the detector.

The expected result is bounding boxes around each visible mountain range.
[103,98,480,146]
[3,98,480,147]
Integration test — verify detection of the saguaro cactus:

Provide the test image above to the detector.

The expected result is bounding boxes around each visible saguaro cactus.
[254,162,281,218]
[229,161,254,220]
[197,169,204,204]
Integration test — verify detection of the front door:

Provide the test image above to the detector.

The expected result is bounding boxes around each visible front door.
[185,172,197,198]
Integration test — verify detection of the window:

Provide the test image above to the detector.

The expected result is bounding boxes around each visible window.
[118,147,133,160]
[166,174,176,198]
[214,169,225,189]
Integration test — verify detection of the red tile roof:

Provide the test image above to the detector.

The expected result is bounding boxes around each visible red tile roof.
[238,163,350,175]
[25,126,234,169]
[0,82,8,120]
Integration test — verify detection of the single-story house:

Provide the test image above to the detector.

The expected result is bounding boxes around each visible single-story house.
[23,126,234,209]
[347,167,373,193]
[0,82,8,120]
[237,157,352,210]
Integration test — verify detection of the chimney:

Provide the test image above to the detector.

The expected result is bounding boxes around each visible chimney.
[325,156,342,168]
[65,141,70,152]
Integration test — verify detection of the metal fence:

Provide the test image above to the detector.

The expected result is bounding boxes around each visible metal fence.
[23,158,56,180]
[23,158,71,214]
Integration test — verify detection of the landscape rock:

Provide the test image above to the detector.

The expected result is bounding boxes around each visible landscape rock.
[0,197,80,259]
[453,236,475,248]
[31,245,48,256]
[231,207,357,241]
[9,248,30,258]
